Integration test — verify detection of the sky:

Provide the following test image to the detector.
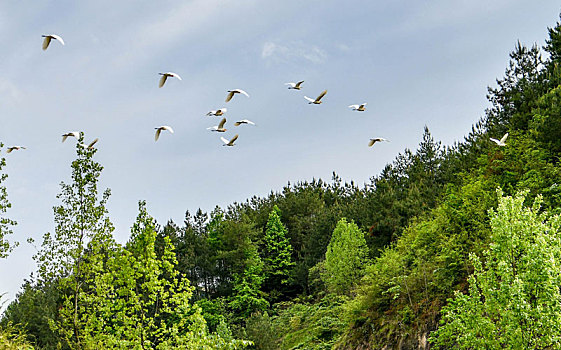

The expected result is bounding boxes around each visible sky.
[1,0,560,307]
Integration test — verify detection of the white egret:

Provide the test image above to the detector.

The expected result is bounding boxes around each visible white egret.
[234,119,256,126]
[490,133,508,147]
[225,89,249,102]
[155,126,174,141]
[207,118,227,132]
[62,132,80,142]
[349,103,367,111]
[80,138,99,149]
[42,34,64,50]
[368,138,389,147]
[304,90,327,104]
[206,108,227,116]
[6,146,26,153]
[221,134,239,146]
[158,72,182,88]
[285,81,304,90]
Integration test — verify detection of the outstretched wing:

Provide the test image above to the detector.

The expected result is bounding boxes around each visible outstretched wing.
[315,90,327,102]
[51,34,65,45]
[159,75,167,88]
[42,36,52,50]
[155,128,162,141]
[220,136,229,144]
[295,80,304,88]
[225,91,235,102]
[304,96,315,103]
[218,118,226,129]
[500,133,509,143]
[229,134,239,144]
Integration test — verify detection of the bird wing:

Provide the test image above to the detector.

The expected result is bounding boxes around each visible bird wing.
[244,119,255,125]
[490,138,500,145]
[500,133,509,143]
[87,138,99,148]
[218,118,226,129]
[234,122,241,126]
[315,90,327,102]
[285,82,296,87]
[230,134,239,144]
[220,136,229,144]
[159,75,167,88]
[368,139,375,147]
[6,148,13,153]
[225,91,235,102]
[163,125,174,133]
[42,36,51,50]
[62,135,68,143]
[304,96,315,103]
[71,132,80,139]
[349,105,359,109]
[295,80,304,88]
[155,129,162,141]
[51,35,65,45]
[236,89,249,98]
[169,72,182,80]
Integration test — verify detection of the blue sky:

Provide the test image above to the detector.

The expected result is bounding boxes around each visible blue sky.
[1,0,560,305]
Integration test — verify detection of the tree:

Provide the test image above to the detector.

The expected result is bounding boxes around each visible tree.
[432,190,561,349]
[33,134,116,349]
[0,144,17,259]
[262,205,293,291]
[321,218,369,295]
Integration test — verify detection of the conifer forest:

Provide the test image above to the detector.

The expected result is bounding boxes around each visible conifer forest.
[4,5,561,350]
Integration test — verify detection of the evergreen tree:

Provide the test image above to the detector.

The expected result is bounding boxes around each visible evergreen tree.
[263,205,293,289]
[0,144,17,259]
[322,218,369,295]
[432,190,561,349]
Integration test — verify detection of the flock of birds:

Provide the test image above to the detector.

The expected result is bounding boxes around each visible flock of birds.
[3,34,510,154]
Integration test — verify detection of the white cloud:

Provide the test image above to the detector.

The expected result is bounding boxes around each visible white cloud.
[261,41,327,64]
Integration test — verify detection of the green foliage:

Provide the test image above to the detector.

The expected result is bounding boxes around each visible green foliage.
[228,239,268,322]
[263,205,294,293]
[321,218,368,295]
[273,295,347,350]
[0,144,18,259]
[432,190,561,349]
[30,134,116,349]
[0,321,34,350]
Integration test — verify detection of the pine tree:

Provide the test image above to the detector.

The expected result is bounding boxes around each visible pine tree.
[263,205,293,288]
[322,218,368,295]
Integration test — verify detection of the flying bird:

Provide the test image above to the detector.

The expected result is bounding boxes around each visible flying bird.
[285,81,304,90]
[490,133,508,146]
[207,118,227,132]
[206,108,227,117]
[221,134,239,147]
[80,138,99,149]
[234,119,256,126]
[62,132,80,143]
[155,126,174,141]
[349,103,367,111]
[368,138,389,147]
[158,72,182,88]
[304,90,327,104]
[225,89,249,102]
[6,146,26,153]
[42,34,65,50]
